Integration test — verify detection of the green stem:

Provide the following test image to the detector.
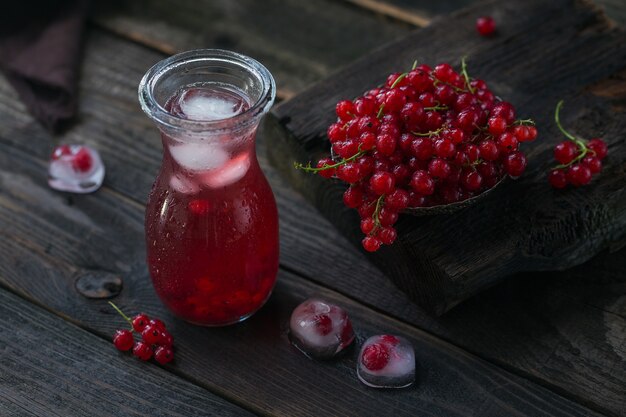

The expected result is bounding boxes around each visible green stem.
[553,100,589,169]
[513,118,535,126]
[411,60,418,70]
[432,78,467,93]
[411,127,445,137]
[109,301,133,329]
[555,100,579,142]
[376,104,385,119]
[294,150,366,173]
[390,72,407,89]
[371,194,385,231]
[460,57,475,94]
[424,105,448,111]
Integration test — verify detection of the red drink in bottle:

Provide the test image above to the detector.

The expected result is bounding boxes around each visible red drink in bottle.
[139,50,278,326]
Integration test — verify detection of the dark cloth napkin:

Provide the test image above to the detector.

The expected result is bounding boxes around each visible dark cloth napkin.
[0,0,89,132]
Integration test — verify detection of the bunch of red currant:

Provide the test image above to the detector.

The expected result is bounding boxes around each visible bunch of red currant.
[295,59,537,252]
[548,101,608,188]
[110,302,174,365]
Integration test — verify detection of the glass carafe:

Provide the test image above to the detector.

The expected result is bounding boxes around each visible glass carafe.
[139,50,278,326]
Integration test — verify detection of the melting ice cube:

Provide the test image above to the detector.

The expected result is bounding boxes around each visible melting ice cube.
[169,142,229,171]
[289,298,355,359]
[169,173,200,194]
[357,335,415,388]
[48,145,105,193]
[201,152,250,188]
[175,87,246,121]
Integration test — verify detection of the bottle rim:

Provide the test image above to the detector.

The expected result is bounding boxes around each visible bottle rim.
[138,49,276,133]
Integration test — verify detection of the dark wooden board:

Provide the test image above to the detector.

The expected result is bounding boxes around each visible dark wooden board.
[345,0,626,27]
[0,288,253,417]
[268,0,626,315]
[91,0,411,100]
[0,26,624,416]
[0,142,605,417]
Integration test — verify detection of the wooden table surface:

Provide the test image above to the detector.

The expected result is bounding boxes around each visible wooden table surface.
[0,1,624,416]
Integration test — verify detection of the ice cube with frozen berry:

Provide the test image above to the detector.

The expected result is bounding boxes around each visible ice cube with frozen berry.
[357,334,415,388]
[48,144,105,193]
[289,298,355,359]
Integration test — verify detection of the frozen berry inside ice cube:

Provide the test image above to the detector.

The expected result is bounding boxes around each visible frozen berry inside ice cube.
[48,144,105,194]
[357,335,415,388]
[289,298,355,359]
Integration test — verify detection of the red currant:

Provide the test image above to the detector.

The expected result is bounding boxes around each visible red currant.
[379,227,397,245]
[461,170,482,191]
[434,63,455,83]
[369,172,395,195]
[553,141,579,164]
[343,186,364,208]
[548,169,568,189]
[478,140,499,161]
[360,218,376,234]
[582,155,602,174]
[375,133,397,156]
[361,343,390,371]
[327,123,345,143]
[72,148,93,173]
[410,137,434,160]
[488,116,507,135]
[132,314,150,332]
[113,330,134,351]
[491,102,516,123]
[428,158,451,179]
[154,346,175,365]
[316,158,336,179]
[314,314,333,335]
[142,324,162,345]
[567,164,592,186]
[434,139,456,159]
[378,207,399,227]
[362,236,382,252]
[385,188,410,210]
[587,138,608,159]
[476,16,496,36]
[354,97,376,116]
[410,171,435,195]
[504,152,527,177]
[336,100,355,121]
[336,163,361,183]
[133,341,153,361]
[51,144,72,160]
[496,132,519,154]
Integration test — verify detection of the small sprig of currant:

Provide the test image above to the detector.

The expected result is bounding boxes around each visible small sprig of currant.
[110,302,174,365]
[548,101,608,188]
[295,58,537,252]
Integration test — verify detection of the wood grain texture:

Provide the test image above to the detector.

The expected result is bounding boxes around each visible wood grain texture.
[0,144,605,417]
[90,0,411,100]
[0,288,253,417]
[269,0,626,315]
[343,0,626,27]
[0,26,624,416]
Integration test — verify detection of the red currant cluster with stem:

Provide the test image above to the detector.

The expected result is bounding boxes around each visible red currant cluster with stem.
[548,101,608,188]
[295,59,537,252]
[110,302,174,365]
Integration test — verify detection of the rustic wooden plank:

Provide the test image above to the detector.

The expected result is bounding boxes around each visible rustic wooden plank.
[269,0,626,314]
[90,0,411,100]
[342,0,626,27]
[0,289,254,417]
[0,144,606,417]
[0,26,623,415]
[597,0,626,26]
[341,0,471,23]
